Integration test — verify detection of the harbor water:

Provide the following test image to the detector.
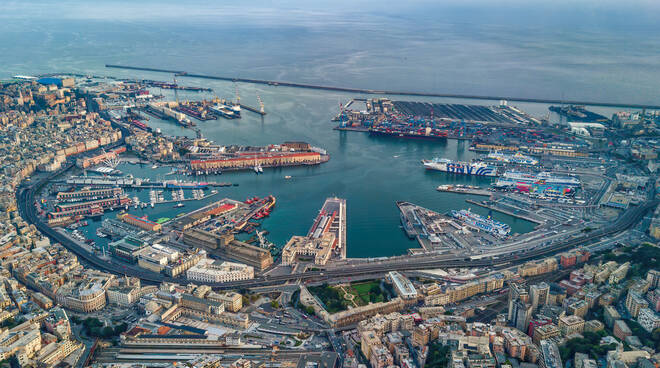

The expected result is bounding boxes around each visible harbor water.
[4,0,657,256]
[78,90,537,258]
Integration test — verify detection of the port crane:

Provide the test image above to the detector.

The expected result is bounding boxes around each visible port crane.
[172,74,179,103]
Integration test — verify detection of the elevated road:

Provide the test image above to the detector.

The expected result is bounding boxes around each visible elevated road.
[16,136,657,290]
[106,64,660,109]
[17,163,656,290]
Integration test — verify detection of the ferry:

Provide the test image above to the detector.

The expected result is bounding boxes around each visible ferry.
[486,151,539,165]
[422,158,498,177]
[495,171,580,187]
[451,209,510,238]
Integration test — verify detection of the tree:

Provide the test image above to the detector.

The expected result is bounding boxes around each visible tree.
[101,326,115,338]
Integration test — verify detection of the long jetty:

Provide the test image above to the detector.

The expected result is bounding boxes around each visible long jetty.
[106,64,660,109]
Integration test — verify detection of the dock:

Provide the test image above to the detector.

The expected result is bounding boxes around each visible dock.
[465,199,543,224]
[307,197,347,259]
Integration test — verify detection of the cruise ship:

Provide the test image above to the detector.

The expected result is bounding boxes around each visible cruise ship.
[451,209,510,238]
[495,171,580,187]
[486,151,539,165]
[210,103,240,119]
[422,158,498,177]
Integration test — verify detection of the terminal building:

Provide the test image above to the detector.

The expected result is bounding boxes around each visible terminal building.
[186,259,254,283]
[182,230,273,271]
[281,234,334,266]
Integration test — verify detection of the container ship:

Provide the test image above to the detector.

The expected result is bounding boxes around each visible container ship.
[486,151,539,165]
[369,126,448,141]
[422,158,498,177]
[451,209,510,238]
[495,171,580,187]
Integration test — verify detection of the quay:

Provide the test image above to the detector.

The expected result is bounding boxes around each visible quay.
[151,191,219,205]
[63,176,233,189]
[106,64,660,109]
[465,199,543,224]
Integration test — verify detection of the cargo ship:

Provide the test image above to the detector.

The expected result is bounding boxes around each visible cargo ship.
[486,151,539,165]
[422,158,498,177]
[163,180,209,189]
[495,171,580,187]
[369,126,448,140]
[451,209,510,238]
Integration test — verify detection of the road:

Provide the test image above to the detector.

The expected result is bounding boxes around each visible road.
[16,152,658,290]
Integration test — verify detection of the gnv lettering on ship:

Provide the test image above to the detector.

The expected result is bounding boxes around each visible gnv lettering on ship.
[449,164,470,174]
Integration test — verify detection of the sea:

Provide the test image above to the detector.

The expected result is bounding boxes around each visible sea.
[2,0,659,257]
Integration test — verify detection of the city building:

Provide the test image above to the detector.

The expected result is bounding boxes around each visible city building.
[539,340,562,368]
[532,323,560,344]
[637,308,660,333]
[603,306,621,328]
[625,290,649,318]
[613,320,632,341]
[558,315,584,336]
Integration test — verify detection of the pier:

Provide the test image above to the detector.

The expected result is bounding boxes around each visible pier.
[465,199,543,224]
[106,64,660,109]
[240,103,266,116]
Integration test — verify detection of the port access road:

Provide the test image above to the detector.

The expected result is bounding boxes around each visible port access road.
[17,165,656,290]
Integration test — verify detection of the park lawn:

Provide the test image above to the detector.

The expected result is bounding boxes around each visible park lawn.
[349,281,386,305]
